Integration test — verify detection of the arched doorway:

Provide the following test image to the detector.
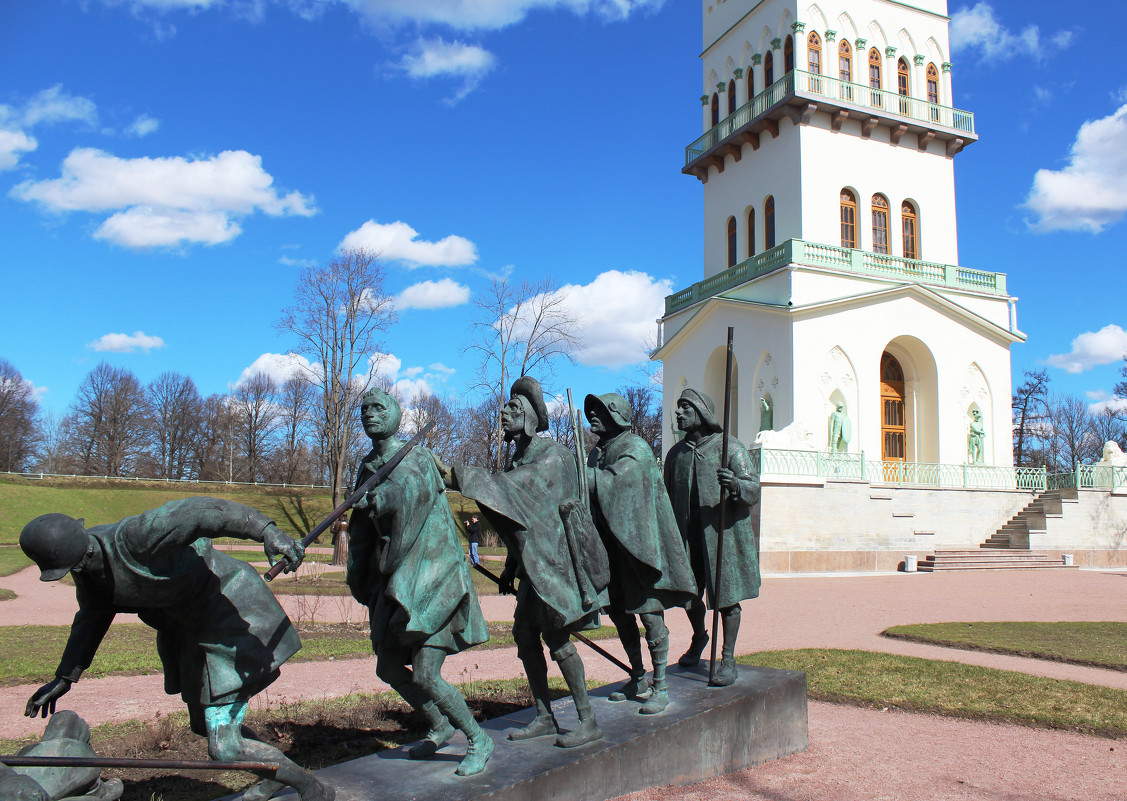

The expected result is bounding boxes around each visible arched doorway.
[880,352,906,462]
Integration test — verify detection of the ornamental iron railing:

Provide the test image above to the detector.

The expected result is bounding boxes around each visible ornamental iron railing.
[686,69,974,165]
[756,448,1048,491]
[663,238,1007,315]
[1048,464,1127,491]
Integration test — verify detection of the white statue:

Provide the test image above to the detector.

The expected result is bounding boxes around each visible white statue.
[1097,441,1127,467]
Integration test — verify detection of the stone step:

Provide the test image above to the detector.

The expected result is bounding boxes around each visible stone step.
[918,562,1075,571]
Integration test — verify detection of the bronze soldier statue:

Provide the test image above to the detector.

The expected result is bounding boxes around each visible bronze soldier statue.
[584,392,696,715]
[436,376,610,748]
[19,498,333,801]
[0,711,122,801]
[346,387,493,777]
[664,388,762,687]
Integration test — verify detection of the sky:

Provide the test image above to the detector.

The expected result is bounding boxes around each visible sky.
[1,0,1125,421]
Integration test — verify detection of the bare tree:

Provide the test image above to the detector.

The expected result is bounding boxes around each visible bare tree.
[1012,369,1050,467]
[0,359,39,472]
[193,393,234,482]
[232,372,280,483]
[406,390,463,464]
[33,410,71,474]
[277,249,397,505]
[464,277,582,472]
[1091,405,1127,454]
[148,371,202,480]
[1116,357,1127,400]
[617,383,663,459]
[69,362,151,476]
[271,374,316,484]
[1046,393,1097,472]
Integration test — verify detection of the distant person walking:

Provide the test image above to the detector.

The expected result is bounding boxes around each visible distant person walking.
[465,516,482,565]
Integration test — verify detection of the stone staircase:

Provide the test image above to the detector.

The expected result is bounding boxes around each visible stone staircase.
[916,489,1078,571]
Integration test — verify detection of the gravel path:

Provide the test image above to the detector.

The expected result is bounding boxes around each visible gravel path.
[3,565,1126,800]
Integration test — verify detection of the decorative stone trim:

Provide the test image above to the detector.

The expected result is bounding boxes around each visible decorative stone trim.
[771,37,782,49]
[733,67,744,79]
[752,53,762,65]
[941,61,952,73]
[825,30,836,42]
[855,38,866,49]
[716,82,727,90]
[914,54,925,65]
[700,95,710,105]
[791,21,806,32]
[885,46,896,57]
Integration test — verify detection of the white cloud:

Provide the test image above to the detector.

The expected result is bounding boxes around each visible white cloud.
[0,130,36,172]
[86,331,166,353]
[517,270,672,369]
[369,351,454,400]
[1044,325,1127,374]
[1025,104,1127,233]
[279,255,318,267]
[126,114,160,137]
[399,38,496,101]
[236,352,316,387]
[1086,391,1127,416]
[395,278,471,310]
[342,0,665,31]
[0,85,99,171]
[12,147,316,248]
[338,219,477,267]
[950,3,1071,61]
[427,362,455,378]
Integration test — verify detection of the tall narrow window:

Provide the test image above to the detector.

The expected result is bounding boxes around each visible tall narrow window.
[764,196,776,249]
[764,51,774,87]
[747,208,756,258]
[746,66,755,100]
[871,194,889,254]
[902,201,918,259]
[711,93,720,127]
[784,35,794,73]
[880,352,906,463]
[726,216,738,267]
[926,63,940,122]
[727,80,736,115]
[897,57,910,114]
[838,40,852,100]
[868,47,882,107]
[840,189,858,249]
[808,32,822,92]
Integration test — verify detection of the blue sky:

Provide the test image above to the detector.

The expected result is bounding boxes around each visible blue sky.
[1,0,1125,419]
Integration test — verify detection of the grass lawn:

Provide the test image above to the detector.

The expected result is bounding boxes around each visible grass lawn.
[0,622,622,688]
[743,648,1127,737]
[0,588,13,601]
[0,544,30,577]
[882,621,1127,671]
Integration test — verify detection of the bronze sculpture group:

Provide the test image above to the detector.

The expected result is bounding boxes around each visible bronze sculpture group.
[13,377,761,797]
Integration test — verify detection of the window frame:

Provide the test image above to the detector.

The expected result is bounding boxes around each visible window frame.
[840,188,858,249]
[871,194,890,255]
[764,195,776,249]
[726,216,738,268]
[901,200,919,259]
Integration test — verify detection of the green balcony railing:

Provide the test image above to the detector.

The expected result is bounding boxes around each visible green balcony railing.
[664,238,1007,315]
[687,69,975,166]
[757,448,1048,491]
[1048,464,1127,491]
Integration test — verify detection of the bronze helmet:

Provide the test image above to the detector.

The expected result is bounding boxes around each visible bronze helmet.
[20,514,89,582]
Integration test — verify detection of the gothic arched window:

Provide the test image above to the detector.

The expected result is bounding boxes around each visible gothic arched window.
[746,65,755,99]
[747,208,756,258]
[840,189,858,249]
[838,40,852,83]
[711,92,720,127]
[926,62,940,121]
[902,200,919,259]
[764,50,774,87]
[727,80,736,115]
[872,194,889,254]
[784,35,794,73]
[764,196,776,249]
[897,57,910,114]
[727,216,738,267]
[868,47,882,107]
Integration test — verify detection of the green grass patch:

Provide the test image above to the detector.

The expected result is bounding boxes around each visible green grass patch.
[0,622,622,687]
[0,588,14,601]
[0,544,31,577]
[882,621,1127,671]
[743,648,1127,738]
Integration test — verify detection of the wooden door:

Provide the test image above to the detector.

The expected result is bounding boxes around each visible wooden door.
[880,352,906,464]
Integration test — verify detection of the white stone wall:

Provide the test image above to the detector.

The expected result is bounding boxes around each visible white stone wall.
[1032,491,1127,551]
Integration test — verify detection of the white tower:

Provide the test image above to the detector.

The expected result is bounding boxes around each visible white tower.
[655,0,1022,470]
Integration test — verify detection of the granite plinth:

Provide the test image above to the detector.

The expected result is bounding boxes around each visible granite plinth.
[230,663,807,801]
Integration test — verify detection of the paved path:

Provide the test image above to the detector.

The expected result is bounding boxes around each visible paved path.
[3,566,1126,800]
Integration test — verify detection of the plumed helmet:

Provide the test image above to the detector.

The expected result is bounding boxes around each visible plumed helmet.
[678,388,723,433]
[20,513,89,582]
[509,376,549,433]
[584,393,633,430]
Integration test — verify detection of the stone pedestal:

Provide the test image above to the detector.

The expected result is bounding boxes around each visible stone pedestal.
[248,663,807,801]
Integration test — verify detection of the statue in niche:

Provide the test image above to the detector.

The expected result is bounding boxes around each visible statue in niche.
[18,499,333,801]
[828,402,852,453]
[583,392,696,715]
[968,409,986,464]
[346,387,492,777]
[664,388,762,687]
[0,711,122,801]
[436,376,609,748]
[760,396,773,432]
